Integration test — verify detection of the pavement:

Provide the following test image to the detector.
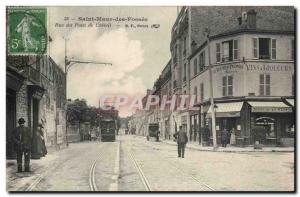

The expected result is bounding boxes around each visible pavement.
[134,135,294,152]
[6,134,295,192]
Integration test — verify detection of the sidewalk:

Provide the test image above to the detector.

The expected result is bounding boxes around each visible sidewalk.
[133,135,294,153]
[6,145,66,192]
[162,139,294,153]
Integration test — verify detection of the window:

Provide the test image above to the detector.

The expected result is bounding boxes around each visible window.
[292,74,294,96]
[194,58,198,76]
[233,40,239,60]
[259,74,271,96]
[183,37,187,58]
[200,83,204,101]
[216,43,221,62]
[199,51,205,72]
[217,40,238,62]
[253,38,276,60]
[222,75,233,96]
[194,86,198,102]
[183,63,186,82]
[271,39,276,59]
[253,38,258,58]
[292,39,294,60]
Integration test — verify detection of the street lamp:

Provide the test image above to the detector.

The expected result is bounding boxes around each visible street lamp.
[204,28,218,150]
[64,37,112,146]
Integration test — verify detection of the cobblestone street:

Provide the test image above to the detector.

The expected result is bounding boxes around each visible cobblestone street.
[7,132,294,192]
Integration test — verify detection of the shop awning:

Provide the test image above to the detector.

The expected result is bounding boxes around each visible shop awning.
[207,102,244,118]
[248,101,292,113]
[286,99,294,107]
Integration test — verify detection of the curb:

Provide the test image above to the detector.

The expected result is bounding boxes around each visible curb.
[161,141,294,153]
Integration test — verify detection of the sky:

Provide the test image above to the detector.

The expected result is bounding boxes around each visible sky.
[48,6,178,117]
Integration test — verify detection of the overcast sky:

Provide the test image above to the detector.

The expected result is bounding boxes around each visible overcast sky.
[48,6,177,117]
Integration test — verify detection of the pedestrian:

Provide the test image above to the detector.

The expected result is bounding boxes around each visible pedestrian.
[174,126,188,158]
[156,130,160,142]
[230,128,236,145]
[37,123,47,157]
[221,128,229,147]
[12,118,32,172]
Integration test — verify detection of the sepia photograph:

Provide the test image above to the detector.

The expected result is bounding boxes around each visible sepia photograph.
[5,5,295,192]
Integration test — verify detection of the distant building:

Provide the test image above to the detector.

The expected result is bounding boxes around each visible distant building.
[6,55,66,159]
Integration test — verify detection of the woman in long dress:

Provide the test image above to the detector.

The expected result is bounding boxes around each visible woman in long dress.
[230,128,236,145]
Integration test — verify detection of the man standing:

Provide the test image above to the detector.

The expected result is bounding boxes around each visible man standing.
[12,118,32,172]
[221,128,229,148]
[174,126,188,158]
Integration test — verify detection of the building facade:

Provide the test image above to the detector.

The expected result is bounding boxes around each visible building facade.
[6,55,67,159]
[129,6,295,147]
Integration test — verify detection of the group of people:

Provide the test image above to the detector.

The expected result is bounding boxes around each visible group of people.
[221,128,236,147]
[12,118,47,173]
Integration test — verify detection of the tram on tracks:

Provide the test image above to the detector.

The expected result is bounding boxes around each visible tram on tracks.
[147,123,160,141]
[100,118,117,141]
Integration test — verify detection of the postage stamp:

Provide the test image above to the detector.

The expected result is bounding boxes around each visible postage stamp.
[7,7,47,55]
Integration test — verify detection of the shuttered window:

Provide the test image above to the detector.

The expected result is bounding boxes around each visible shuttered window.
[222,76,233,96]
[216,43,221,63]
[259,74,271,96]
[253,38,258,58]
[233,40,239,60]
[271,39,276,60]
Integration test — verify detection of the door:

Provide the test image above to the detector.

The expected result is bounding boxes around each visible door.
[6,89,16,159]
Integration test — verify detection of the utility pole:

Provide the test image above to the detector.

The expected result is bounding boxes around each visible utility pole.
[64,37,112,147]
[204,28,218,150]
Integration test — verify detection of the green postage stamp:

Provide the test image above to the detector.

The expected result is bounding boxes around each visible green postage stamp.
[7,7,47,55]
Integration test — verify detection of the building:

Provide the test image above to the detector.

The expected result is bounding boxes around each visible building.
[6,55,67,159]
[187,7,295,146]
[130,6,295,147]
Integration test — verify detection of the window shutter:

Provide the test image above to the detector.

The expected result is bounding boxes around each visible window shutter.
[233,40,238,60]
[216,43,221,62]
[259,74,264,96]
[222,76,227,96]
[271,39,276,60]
[265,74,271,96]
[228,76,233,96]
[194,58,197,76]
[253,38,258,58]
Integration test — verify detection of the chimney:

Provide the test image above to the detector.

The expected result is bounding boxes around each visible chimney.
[247,9,257,29]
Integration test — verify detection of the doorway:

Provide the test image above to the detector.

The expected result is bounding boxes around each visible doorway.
[6,89,16,159]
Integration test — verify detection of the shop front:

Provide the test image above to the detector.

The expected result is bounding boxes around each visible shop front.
[248,101,293,146]
[206,102,244,145]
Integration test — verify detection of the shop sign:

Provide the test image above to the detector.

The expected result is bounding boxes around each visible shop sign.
[246,64,292,72]
[252,107,292,113]
[213,64,243,74]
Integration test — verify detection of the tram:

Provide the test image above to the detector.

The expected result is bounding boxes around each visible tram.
[147,123,160,141]
[100,118,117,141]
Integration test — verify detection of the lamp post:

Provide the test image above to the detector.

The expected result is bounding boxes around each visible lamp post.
[64,37,112,147]
[204,28,218,150]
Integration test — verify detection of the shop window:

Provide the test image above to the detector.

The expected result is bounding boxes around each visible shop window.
[253,38,276,60]
[259,74,271,96]
[222,75,233,96]
[194,58,197,76]
[199,51,205,72]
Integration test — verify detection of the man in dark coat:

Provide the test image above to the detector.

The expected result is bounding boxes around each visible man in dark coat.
[174,126,188,158]
[221,129,229,147]
[12,118,32,172]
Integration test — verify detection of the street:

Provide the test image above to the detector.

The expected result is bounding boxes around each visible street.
[6,130,294,192]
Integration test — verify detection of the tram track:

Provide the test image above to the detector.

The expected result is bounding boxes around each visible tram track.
[129,139,215,191]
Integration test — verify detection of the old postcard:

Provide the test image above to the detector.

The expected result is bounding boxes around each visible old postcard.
[6,6,295,192]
